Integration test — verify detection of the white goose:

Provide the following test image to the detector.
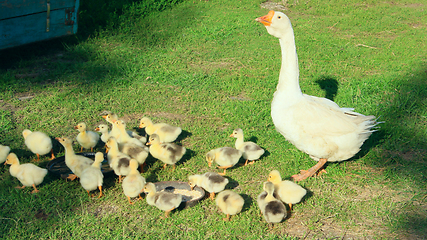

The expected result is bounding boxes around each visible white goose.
[256,11,377,181]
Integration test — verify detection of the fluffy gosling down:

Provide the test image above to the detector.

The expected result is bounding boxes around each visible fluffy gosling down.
[206,147,242,175]
[268,170,307,211]
[22,129,55,161]
[75,122,100,152]
[146,133,186,170]
[106,137,131,183]
[229,128,265,166]
[80,152,104,198]
[0,144,11,164]
[139,117,182,143]
[257,181,287,224]
[188,172,229,200]
[144,182,182,218]
[215,190,244,221]
[5,153,48,193]
[56,137,94,181]
[122,159,146,204]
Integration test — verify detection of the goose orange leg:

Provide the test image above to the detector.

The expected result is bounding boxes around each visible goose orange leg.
[209,192,215,200]
[66,174,78,181]
[223,214,231,221]
[162,207,176,219]
[292,158,328,181]
[31,184,40,193]
[98,186,103,198]
[49,149,55,160]
[217,165,232,176]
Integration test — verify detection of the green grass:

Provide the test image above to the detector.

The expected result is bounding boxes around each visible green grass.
[1,0,426,238]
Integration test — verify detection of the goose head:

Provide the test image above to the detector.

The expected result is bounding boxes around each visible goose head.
[256,10,292,39]
[5,153,19,165]
[74,122,87,132]
[267,170,282,184]
[55,137,73,147]
[146,134,160,146]
[22,129,33,139]
[229,128,243,138]
[139,117,152,129]
[95,124,108,133]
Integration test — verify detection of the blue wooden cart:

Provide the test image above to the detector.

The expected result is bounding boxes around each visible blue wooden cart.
[0,0,79,50]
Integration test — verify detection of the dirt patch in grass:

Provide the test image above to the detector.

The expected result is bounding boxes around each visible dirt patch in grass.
[377,149,427,165]
[0,100,20,113]
[272,164,422,239]
[260,0,287,11]
[137,112,188,121]
[189,59,243,73]
[86,202,123,218]
[34,209,49,220]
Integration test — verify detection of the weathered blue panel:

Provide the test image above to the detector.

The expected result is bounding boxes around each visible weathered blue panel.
[0,0,76,20]
[0,0,79,50]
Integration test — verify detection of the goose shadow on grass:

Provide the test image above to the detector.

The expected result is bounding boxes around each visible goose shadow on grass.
[315,75,384,162]
[366,67,427,238]
[318,66,427,238]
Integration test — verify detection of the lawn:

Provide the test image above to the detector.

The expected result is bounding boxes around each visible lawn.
[0,0,426,239]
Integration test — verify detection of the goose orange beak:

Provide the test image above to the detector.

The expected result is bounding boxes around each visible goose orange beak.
[101,115,107,119]
[256,10,274,26]
[95,127,100,131]
[74,125,78,129]
[229,133,234,137]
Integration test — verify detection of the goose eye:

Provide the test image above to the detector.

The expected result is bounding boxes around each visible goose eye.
[278,16,281,19]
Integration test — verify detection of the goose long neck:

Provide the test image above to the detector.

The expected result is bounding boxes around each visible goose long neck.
[64,143,76,157]
[276,32,302,96]
[109,143,119,156]
[146,192,155,205]
[235,136,244,149]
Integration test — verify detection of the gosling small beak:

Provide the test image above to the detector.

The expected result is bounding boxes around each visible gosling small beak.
[95,128,100,131]
[229,133,234,137]
[74,126,78,129]
[101,115,107,119]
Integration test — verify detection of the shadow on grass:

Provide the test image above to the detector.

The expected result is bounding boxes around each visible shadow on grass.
[315,76,338,101]
[240,193,253,213]
[315,75,385,160]
[369,66,427,237]
[316,70,427,237]
[0,0,195,80]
